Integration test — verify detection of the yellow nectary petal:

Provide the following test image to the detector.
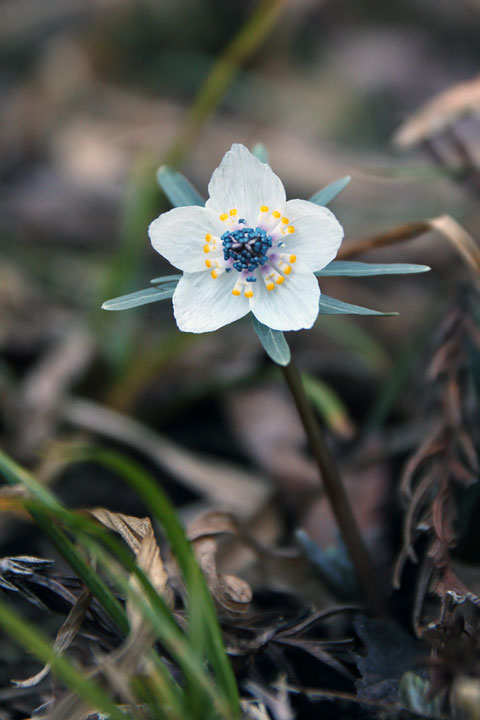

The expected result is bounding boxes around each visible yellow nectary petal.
[282,199,344,272]
[173,271,250,333]
[149,206,223,273]
[206,144,286,226]
[251,259,320,331]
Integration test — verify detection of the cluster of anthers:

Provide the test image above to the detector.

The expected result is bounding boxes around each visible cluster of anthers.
[204,207,297,299]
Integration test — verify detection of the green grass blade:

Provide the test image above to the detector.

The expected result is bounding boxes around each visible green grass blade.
[164,0,286,167]
[73,528,225,719]
[0,599,129,720]
[302,373,354,439]
[82,449,240,718]
[0,450,128,635]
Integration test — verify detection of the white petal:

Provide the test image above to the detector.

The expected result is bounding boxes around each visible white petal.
[149,206,223,273]
[173,270,250,333]
[250,259,320,331]
[206,144,286,225]
[282,199,344,272]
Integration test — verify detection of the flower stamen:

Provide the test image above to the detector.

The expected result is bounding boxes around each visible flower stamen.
[221,225,272,273]
[204,232,222,253]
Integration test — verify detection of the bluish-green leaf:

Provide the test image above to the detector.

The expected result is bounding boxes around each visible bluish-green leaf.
[251,143,269,164]
[149,273,182,285]
[316,261,431,277]
[318,294,398,316]
[309,176,351,206]
[252,316,291,366]
[156,166,205,208]
[102,283,178,311]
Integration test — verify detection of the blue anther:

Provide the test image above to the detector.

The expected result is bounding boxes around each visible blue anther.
[221,224,271,275]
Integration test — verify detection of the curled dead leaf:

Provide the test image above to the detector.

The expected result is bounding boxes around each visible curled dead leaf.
[393,75,480,147]
[186,511,252,616]
[83,508,172,611]
[13,586,92,688]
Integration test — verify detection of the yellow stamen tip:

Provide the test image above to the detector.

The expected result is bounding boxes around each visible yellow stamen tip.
[203,245,210,253]
[205,233,212,241]
[229,208,237,216]
[276,276,285,285]
[289,254,296,263]
[232,288,241,296]
[287,226,295,234]
[284,265,292,275]
[260,205,269,212]
[272,210,281,218]
[267,282,275,291]
[281,217,289,224]
[220,213,228,221]
[245,289,253,298]
[211,270,218,279]
[205,260,212,268]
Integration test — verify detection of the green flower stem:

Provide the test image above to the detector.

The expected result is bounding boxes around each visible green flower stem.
[281,359,389,618]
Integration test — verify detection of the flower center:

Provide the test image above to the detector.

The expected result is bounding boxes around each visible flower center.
[221,223,272,274]
[203,207,298,299]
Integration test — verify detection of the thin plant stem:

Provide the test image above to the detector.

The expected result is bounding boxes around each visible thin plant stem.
[281,359,389,618]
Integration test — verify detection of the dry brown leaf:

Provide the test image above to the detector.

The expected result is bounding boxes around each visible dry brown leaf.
[127,520,170,633]
[0,484,31,518]
[187,509,241,541]
[84,508,172,610]
[428,215,480,275]
[84,508,151,555]
[13,586,92,688]
[338,221,430,259]
[186,511,252,616]
[339,214,480,278]
[393,74,480,147]
[48,510,172,720]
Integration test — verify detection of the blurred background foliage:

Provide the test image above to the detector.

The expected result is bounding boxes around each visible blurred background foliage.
[1,0,480,717]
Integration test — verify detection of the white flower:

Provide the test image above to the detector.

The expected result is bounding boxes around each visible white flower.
[148,144,344,333]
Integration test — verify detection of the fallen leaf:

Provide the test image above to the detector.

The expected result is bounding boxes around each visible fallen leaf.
[393,75,480,147]
[13,586,92,688]
[186,511,252,617]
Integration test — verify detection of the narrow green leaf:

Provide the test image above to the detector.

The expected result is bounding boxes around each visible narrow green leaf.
[318,294,398,316]
[150,274,182,285]
[74,523,227,719]
[0,447,232,717]
[83,449,240,718]
[156,166,205,208]
[316,261,431,277]
[102,283,177,311]
[302,373,354,439]
[309,176,351,206]
[252,316,291,366]
[0,599,129,720]
[0,450,129,635]
[251,143,269,163]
